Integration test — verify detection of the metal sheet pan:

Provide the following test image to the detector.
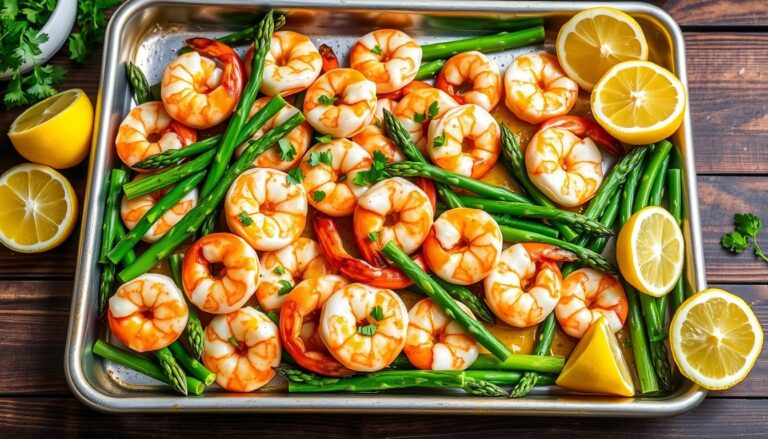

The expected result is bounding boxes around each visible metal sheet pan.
[65,0,708,415]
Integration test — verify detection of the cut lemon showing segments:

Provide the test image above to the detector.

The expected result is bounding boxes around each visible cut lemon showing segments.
[555,317,635,397]
[0,164,78,253]
[556,7,648,91]
[616,206,684,297]
[8,89,93,169]
[670,288,763,390]
[591,60,686,145]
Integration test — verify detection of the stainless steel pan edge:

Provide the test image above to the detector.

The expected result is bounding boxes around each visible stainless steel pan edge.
[65,0,708,415]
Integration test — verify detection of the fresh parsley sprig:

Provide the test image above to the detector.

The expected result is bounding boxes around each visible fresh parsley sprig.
[721,213,768,263]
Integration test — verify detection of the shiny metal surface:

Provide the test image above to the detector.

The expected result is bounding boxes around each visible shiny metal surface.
[65,0,707,414]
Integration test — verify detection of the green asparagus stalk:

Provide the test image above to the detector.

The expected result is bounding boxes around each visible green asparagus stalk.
[178,13,285,54]
[383,110,464,209]
[200,11,274,198]
[93,340,204,395]
[390,353,564,374]
[199,205,221,237]
[581,192,621,254]
[113,223,136,266]
[169,253,204,359]
[420,26,545,61]
[490,214,559,239]
[168,341,215,385]
[119,112,305,282]
[430,277,495,324]
[582,146,649,220]
[125,62,153,105]
[385,161,530,204]
[109,171,205,264]
[133,136,219,170]
[498,225,616,273]
[458,195,613,236]
[278,368,510,396]
[154,347,188,395]
[99,168,129,264]
[382,241,511,361]
[415,59,445,80]
[668,168,686,313]
[500,125,578,241]
[633,141,673,210]
[649,154,671,320]
[98,264,117,314]
[123,149,215,200]
[424,16,545,31]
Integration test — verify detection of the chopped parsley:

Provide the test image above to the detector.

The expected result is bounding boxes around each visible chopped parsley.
[428,101,440,119]
[313,190,327,202]
[315,134,333,144]
[433,132,447,148]
[371,45,383,56]
[272,265,286,276]
[357,323,378,337]
[238,211,254,226]
[413,112,426,123]
[278,138,297,161]
[286,168,303,185]
[369,305,384,322]
[368,231,380,242]
[228,336,240,348]
[353,150,389,186]
[318,95,337,105]
[277,280,294,296]
[308,150,333,167]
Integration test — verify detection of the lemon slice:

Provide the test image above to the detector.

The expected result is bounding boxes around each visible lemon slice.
[591,60,686,145]
[670,288,763,390]
[0,164,78,253]
[556,7,648,91]
[555,317,635,397]
[616,206,684,297]
[8,89,93,169]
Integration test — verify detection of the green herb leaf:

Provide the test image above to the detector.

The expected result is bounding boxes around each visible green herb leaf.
[735,213,763,238]
[272,265,286,276]
[238,211,254,226]
[313,190,326,202]
[308,150,333,167]
[721,231,749,254]
[315,134,333,144]
[228,336,240,348]
[286,168,303,185]
[266,311,280,325]
[371,45,383,56]
[318,95,337,105]
[277,280,294,296]
[428,101,440,119]
[369,305,384,321]
[278,138,297,162]
[353,150,389,187]
[368,230,380,242]
[413,112,426,123]
[357,323,378,336]
[433,133,447,148]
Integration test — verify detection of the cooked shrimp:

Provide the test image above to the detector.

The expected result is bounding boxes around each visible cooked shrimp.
[115,102,197,169]
[202,307,281,392]
[352,98,404,163]
[525,124,603,207]
[120,176,197,242]
[300,139,373,217]
[427,104,501,179]
[259,31,323,97]
[303,68,377,138]
[279,274,355,376]
[538,115,622,157]
[161,38,244,129]
[422,208,502,285]
[182,233,260,314]
[318,44,339,73]
[349,29,422,94]
[256,237,336,312]
[354,177,433,265]
[404,298,479,371]
[107,273,188,352]
[555,268,629,339]
[484,243,577,328]
[319,283,409,372]
[225,167,308,251]
[503,52,578,125]
[393,88,458,153]
[435,51,501,111]
[235,97,312,170]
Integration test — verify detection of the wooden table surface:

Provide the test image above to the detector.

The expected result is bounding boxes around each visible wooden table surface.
[2,1,768,436]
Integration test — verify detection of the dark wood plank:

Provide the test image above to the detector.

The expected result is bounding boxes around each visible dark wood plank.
[661,0,768,26]
[0,396,766,437]
[2,280,765,397]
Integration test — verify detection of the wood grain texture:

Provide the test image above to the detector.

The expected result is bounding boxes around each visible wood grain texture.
[661,0,768,26]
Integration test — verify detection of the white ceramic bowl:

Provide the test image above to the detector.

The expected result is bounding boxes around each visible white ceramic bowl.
[0,0,78,80]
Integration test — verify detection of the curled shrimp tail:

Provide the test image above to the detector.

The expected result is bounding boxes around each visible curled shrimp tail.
[185,37,245,96]
[169,120,198,145]
[318,44,339,72]
[522,243,578,263]
[538,116,623,157]
[434,74,465,105]
[314,213,428,289]
[379,80,431,101]
[279,300,356,377]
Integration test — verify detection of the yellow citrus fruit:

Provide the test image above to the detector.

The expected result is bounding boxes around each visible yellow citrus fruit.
[616,206,684,297]
[555,317,635,397]
[556,7,648,91]
[670,288,763,390]
[591,60,686,145]
[8,89,93,169]
[0,163,78,253]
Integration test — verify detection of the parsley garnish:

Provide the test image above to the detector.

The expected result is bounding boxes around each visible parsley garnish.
[413,112,426,123]
[433,133,447,148]
[353,150,389,186]
[277,280,294,296]
[428,101,440,119]
[266,311,279,325]
[286,168,303,185]
[278,138,297,161]
[368,231,380,242]
[272,265,286,276]
[238,211,254,226]
[308,150,333,167]
[228,336,240,348]
[318,95,337,105]
[369,305,384,322]
[315,134,333,144]
[721,213,768,263]
[357,323,378,337]
[371,45,383,56]
[314,190,326,202]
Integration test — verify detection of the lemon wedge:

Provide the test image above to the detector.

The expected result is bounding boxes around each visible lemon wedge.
[556,317,635,397]
[617,206,684,297]
[591,60,686,145]
[670,288,763,390]
[556,7,648,91]
[8,89,93,169]
[0,164,78,253]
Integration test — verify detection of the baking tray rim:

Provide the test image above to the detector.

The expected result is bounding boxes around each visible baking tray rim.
[64,0,708,415]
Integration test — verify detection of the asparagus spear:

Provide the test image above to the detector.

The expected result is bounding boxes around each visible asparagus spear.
[500,125,578,241]
[125,62,152,105]
[168,341,216,385]
[458,195,613,236]
[420,26,545,61]
[200,11,274,198]
[199,205,221,237]
[278,368,510,396]
[382,241,511,361]
[430,277,495,324]
[113,224,137,266]
[385,161,530,204]
[649,155,671,319]
[178,13,285,54]
[93,340,204,395]
[415,59,445,80]
[119,113,305,282]
[154,347,189,395]
[390,353,564,374]
[424,16,545,31]
[383,110,464,209]
[133,136,219,170]
[490,214,559,239]
[668,168,686,313]
[98,169,130,312]
[169,253,204,359]
[123,150,215,200]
